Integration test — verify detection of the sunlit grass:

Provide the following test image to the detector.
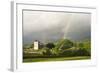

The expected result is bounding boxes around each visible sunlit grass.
[23,56,90,63]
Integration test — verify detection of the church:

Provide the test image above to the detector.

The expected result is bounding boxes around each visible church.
[33,40,39,50]
[33,40,43,50]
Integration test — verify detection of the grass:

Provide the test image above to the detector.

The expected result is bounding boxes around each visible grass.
[23,56,90,63]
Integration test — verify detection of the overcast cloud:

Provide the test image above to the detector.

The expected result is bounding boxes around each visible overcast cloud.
[23,11,91,44]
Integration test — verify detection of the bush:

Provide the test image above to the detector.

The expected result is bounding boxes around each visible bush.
[46,43,55,49]
[77,41,91,55]
[60,48,90,57]
[61,39,74,50]
[60,50,74,57]
[41,47,52,56]
[74,48,90,56]
[50,48,61,56]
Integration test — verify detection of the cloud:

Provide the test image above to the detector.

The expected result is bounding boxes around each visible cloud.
[23,11,91,44]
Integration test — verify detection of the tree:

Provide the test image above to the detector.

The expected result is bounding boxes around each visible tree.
[46,43,55,49]
[78,43,84,49]
[61,39,74,49]
[50,48,61,56]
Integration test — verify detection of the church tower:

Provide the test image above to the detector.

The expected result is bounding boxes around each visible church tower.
[34,40,39,50]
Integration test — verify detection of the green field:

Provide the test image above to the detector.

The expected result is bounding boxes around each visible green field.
[23,56,90,63]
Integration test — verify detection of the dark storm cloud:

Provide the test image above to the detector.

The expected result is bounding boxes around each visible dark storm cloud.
[23,11,91,44]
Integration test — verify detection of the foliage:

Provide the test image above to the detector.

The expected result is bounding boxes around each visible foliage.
[23,39,91,58]
[76,40,91,55]
[42,48,51,55]
[50,48,61,56]
[46,43,55,49]
[74,48,90,56]
[54,39,65,50]
[23,44,33,49]
[61,39,74,50]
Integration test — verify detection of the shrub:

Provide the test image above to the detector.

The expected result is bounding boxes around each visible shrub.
[60,48,90,57]
[61,39,74,50]
[50,48,61,56]
[41,47,52,56]
[75,48,90,56]
[60,49,74,57]
[46,43,55,49]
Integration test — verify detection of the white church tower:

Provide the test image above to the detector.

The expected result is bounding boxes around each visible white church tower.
[34,40,39,50]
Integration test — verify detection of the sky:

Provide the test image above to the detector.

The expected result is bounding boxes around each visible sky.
[23,10,91,44]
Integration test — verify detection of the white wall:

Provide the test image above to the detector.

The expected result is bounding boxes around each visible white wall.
[0,0,100,73]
